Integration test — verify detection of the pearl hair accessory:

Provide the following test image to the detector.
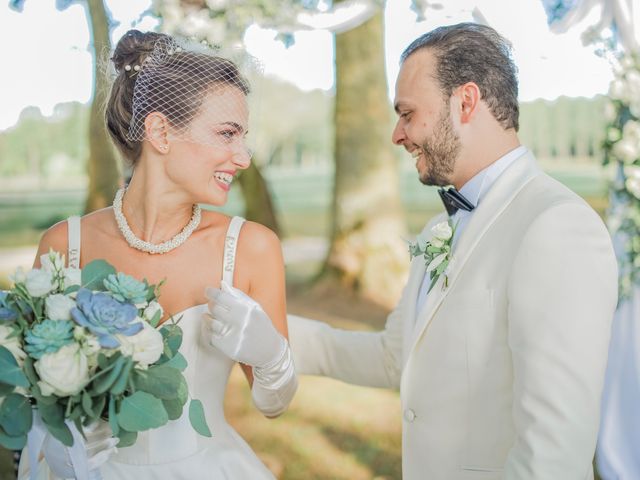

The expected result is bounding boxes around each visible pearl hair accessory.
[112,188,202,254]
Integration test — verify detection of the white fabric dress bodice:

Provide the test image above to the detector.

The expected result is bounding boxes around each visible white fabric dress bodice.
[19,216,275,479]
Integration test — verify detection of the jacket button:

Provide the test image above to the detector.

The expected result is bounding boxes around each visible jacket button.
[403,408,416,422]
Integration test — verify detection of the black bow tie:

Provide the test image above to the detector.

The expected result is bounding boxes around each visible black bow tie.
[438,187,475,216]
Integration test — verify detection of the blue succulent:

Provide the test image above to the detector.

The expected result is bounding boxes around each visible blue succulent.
[0,291,18,323]
[104,273,149,305]
[71,288,142,348]
[24,319,74,359]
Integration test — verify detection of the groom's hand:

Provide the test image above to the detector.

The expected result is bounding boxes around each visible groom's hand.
[203,281,286,368]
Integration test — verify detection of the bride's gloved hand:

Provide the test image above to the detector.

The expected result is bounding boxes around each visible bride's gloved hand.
[203,281,297,417]
[203,281,287,368]
[42,420,118,478]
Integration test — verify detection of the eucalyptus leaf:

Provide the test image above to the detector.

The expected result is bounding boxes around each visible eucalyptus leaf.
[108,395,119,436]
[0,428,26,450]
[134,365,182,400]
[188,399,211,437]
[92,355,125,395]
[93,395,107,420]
[149,309,162,328]
[162,352,187,371]
[81,260,116,291]
[115,428,137,448]
[38,401,64,428]
[160,325,183,356]
[46,421,73,447]
[176,375,188,405]
[63,284,81,296]
[0,383,14,396]
[81,391,93,417]
[0,346,29,387]
[118,391,168,432]
[23,356,38,385]
[162,398,184,421]
[0,394,32,436]
[110,357,133,396]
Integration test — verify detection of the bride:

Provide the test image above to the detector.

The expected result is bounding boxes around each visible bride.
[18,29,297,479]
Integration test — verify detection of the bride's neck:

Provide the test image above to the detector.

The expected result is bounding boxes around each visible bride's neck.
[121,165,195,244]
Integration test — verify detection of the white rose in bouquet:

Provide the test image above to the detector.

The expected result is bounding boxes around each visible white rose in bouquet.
[45,294,76,321]
[117,321,164,368]
[35,343,90,396]
[0,324,26,366]
[25,269,56,297]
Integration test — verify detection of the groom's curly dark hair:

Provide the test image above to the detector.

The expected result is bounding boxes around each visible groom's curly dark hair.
[401,22,519,132]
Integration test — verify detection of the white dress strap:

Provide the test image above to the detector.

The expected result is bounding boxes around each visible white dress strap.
[67,216,81,269]
[222,216,246,286]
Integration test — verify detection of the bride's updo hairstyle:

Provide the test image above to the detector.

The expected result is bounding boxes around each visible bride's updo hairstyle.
[106,30,250,165]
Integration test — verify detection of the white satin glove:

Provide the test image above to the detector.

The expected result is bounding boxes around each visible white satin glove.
[42,420,117,479]
[203,281,287,368]
[204,281,297,416]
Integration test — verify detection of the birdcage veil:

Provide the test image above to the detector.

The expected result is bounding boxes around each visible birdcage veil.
[125,35,260,158]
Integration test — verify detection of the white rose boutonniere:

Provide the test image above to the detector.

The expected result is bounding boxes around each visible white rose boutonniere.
[408,220,456,292]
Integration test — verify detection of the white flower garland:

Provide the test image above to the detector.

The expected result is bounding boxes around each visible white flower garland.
[603,53,640,299]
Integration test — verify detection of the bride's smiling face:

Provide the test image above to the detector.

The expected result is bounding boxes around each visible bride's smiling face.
[166,85,251,206]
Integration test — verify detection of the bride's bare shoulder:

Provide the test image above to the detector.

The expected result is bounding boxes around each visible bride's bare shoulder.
[237,220,282,259]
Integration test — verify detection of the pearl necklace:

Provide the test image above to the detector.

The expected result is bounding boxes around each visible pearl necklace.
[112,188,202,255]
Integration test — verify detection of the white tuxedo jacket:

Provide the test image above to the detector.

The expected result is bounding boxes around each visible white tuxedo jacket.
[288,151,618,480]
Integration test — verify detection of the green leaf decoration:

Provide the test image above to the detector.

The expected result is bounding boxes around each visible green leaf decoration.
[118,391,168,432]
[188,399,211,438]
[0,394,32,436]
[38,401,64,428]
[0,346,29,387]
[110,357,133,396]
[108,395,119,436]
[162,398,184,421]
[81,260,116,291]
[162,352,187,371]
[134,365,182,400]
[149,309,162,328]
[97,353,109,370]
[176,375,188,405]
[92,395,107,420]
[46,421,73,447]
[92,355,125,395]
[0,427,26,450]
[0,383,14,396]
[23,356,38,385]
[160,325,183,356]
[63,284,80,296]
[81,391,93,417]
[115,428,137,448]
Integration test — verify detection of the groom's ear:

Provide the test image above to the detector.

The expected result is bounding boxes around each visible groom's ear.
[455,82,481,125]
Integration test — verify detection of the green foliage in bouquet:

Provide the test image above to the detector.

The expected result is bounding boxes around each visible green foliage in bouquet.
[0,250,211,451]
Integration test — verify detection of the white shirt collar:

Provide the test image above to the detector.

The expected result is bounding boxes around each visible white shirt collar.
[458,145,528,209]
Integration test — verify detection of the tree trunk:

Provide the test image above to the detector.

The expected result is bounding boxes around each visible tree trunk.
[322,9,407,308]
[84,0,121,213]
[237,161,281,235]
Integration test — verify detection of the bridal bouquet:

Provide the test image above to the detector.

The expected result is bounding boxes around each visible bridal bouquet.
[0,250,211,452]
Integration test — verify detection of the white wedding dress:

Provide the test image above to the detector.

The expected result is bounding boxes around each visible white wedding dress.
[19,216,276,480]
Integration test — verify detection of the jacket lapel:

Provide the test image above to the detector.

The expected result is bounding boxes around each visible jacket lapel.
[409,151,541,353]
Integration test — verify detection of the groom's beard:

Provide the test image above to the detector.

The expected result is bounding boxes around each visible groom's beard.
[418,107,461,187]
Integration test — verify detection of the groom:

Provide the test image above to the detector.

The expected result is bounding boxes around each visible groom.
[288,23,618,480]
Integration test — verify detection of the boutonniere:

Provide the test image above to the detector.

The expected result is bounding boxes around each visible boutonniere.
[408,220,456,292]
